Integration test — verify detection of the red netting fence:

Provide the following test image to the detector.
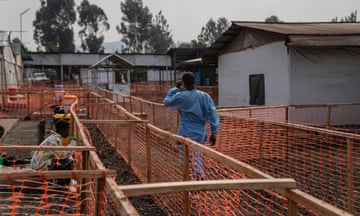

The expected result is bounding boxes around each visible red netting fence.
[88,90,357,215]
[0,96,119,215]
[1,85,358,215]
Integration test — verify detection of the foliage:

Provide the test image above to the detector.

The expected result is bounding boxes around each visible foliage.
[33,0,76,52]
[178,40,206,48]
[197,17,230,47]
[265,15,283,23]
[77,0,110,53]
[332,10,358,22]
[116,0,153,53]
[148,11,174,53]
[11,37,29,53]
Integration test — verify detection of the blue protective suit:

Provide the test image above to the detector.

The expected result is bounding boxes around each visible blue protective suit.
[164,87,220,179]
[163,87,220,143]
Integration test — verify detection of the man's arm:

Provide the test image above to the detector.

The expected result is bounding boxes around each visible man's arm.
[163,87,183,109]
[206,96,220,145]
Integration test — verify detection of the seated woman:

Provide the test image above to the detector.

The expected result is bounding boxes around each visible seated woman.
[31,119,74,185]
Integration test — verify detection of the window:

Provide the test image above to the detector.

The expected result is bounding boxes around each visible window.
[249,74,265,105]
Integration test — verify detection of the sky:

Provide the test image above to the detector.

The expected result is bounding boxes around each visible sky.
[0,0,359,51]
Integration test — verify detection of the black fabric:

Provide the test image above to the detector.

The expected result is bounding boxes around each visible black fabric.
[249,74,265,105]
[50,158,74,185]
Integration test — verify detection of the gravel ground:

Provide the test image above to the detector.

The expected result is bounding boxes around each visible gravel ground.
[85,123,167,216]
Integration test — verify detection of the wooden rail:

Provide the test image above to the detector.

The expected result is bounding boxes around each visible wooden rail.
[0,169,116,180]
[120,178,297,197]
[0,146,95,151]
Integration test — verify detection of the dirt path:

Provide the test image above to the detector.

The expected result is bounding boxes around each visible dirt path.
[1,119,40,159]
[1,119,39,145]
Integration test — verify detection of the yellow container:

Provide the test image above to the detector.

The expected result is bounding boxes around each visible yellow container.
[53,113,72,145]
[62,137,70,146]
[54,113,72,122]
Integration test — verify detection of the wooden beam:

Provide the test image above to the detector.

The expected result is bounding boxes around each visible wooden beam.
[0,169,116,180]
[0,146,95,151]
[119,178,297,197]
[106,179,140,216]
[282,189,353,216]
[81,119,147,124]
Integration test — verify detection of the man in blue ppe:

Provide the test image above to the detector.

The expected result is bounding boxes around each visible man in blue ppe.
[163,72,220,180]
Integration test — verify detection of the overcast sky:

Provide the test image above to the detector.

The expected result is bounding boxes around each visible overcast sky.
[1,0,359,51]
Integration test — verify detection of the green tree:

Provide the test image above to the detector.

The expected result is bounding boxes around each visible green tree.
[265,15,283,23]
[197,17,230,47]
[148,11,174,53]
[177,40,206,48]
[116,0,152,53]
[332,10,357,22]
[33,0,76,52]
[77,0,110,53]
[11,38,29,53]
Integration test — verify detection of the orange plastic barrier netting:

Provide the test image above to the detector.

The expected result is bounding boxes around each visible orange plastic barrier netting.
[89,99,317,215]
[216,109,360,215]
[5,87,356,215]
[91,90,360,215]
[0,144,113,215]
[0,178,107,215]
[90,116,299,215]
[0,87,91,120]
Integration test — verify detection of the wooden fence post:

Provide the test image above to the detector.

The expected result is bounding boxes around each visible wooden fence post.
[326,106,332,128]
[128,123,132,166]
[40,90,44,117]
[140,100,143,114]
[26,92,30,117]
[183,144,190,216]
[114,109,119,150]
[152,103,156,125]
[81,150,90,214]
[146,126,152,183]
[95,177,106,216]
[347,138,354,214]
[259,122,264,164]
[287,199,298,216]
[87,92,90,118]
[129,96,133,113]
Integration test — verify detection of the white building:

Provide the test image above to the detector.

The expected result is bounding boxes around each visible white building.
[24,53,172,86]
[203,22,360,107]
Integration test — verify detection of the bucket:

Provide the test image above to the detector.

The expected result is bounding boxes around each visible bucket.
[63,95,77,112]
[54,90,65,104]
[8,87,17,101]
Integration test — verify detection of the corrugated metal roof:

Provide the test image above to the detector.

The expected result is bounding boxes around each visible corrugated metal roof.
[0,31,10,47]
[232,22,360,35]
[89,54,134,69]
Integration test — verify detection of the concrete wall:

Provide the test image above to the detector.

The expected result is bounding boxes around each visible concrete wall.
[147,69,174,81]
[218,42,289,106]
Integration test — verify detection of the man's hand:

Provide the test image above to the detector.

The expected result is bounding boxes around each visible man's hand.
[209,134,216,146]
